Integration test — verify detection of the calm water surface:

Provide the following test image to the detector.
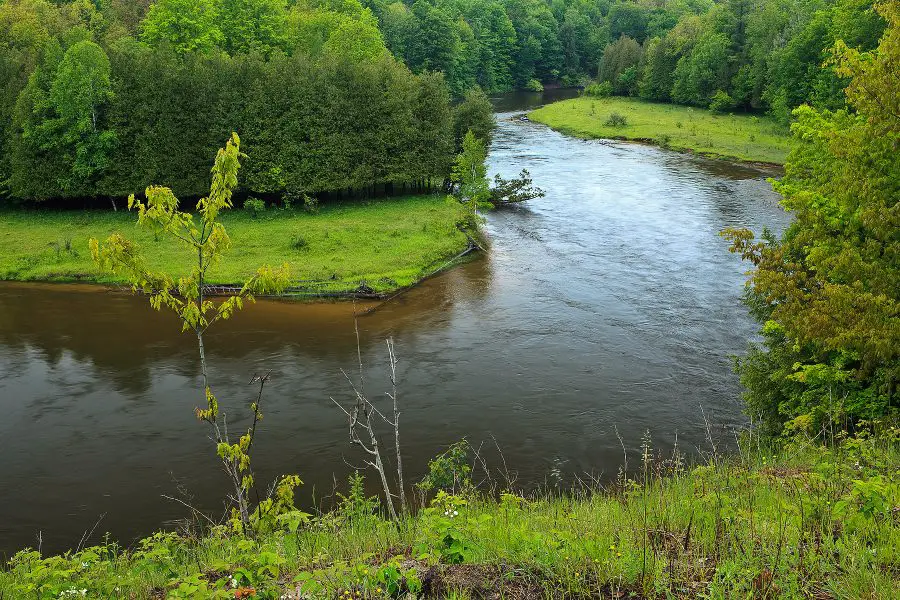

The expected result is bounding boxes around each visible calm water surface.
[0,90,791,553]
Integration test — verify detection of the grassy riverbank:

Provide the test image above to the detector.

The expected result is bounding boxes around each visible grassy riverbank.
[529,97,793,165]
[2,432,897,599]
[0,196,471,295]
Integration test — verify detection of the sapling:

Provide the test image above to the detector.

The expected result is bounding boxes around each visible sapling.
[90,133,298,535]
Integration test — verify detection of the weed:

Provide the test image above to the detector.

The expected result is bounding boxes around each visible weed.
[604,112,628,127]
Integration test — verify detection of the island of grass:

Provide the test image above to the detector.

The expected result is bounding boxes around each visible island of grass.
[529,96,793,165]
[0,195,472,296]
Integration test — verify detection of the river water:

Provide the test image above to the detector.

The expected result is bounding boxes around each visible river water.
[0,90,791,554]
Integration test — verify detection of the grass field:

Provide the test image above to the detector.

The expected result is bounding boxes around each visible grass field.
[529,97,793,165]
[0,195,471,294]
[1,431,897,598]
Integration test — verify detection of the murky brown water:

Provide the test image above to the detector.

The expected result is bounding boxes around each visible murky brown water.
[0,90,791,554]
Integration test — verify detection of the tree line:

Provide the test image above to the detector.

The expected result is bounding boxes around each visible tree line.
[369,0,885,120]
[0,0,493,205]
[0,0,886,205]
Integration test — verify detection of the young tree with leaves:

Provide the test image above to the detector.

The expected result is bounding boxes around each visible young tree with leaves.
[452,129,490,218]
[91,133,302,534]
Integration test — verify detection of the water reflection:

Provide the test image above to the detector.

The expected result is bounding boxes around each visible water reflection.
[0,91,791,554]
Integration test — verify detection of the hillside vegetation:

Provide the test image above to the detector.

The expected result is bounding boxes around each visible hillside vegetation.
[2,431,897,598]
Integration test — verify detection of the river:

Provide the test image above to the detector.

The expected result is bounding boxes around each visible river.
[0,90,791,554]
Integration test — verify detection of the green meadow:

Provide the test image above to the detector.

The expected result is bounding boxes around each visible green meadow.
[0,196,471,295]
[529,97,793,165]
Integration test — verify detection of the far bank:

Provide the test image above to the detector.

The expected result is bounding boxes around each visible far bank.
[529,97,793,165]
[0,195,475,297]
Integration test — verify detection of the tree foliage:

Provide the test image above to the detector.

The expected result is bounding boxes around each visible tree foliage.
[452,129,490,216]
[0,0,891,205]
[723,0,900,436]
[140,0,223,54]
[91,133,299,533]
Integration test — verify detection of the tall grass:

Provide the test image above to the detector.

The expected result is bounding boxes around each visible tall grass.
[2,427,897,598]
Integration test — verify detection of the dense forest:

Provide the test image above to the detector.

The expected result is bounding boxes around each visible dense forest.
[0,0,886,205]
[0,0,494,205]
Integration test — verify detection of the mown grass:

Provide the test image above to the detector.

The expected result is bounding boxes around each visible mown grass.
[2,429,898,599]
[529,97,793,165]
[0,196,471,295]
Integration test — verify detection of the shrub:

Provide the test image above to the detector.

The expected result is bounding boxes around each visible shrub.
[525,78,543,92]
[290,235,309,251]
[418,440,471,494]
[302,193,319,213]
[604,112,628,127]
[709,90,736,113]
[657,133,672,148]
[244,197,266,218]
[584,81,612,98]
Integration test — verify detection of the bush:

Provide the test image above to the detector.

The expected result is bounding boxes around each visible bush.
[525,78,543,92]
[604,112,628,127]
[584,81,613,98]
[290,234,309,251]
[302,193,319,213]
[244,197,266,218]
[709,90,736,113]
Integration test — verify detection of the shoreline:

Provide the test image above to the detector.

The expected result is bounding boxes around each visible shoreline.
[0,241,482,302]
[536,124,786,170]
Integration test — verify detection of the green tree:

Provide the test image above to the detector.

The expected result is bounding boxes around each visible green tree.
[608,1,649,43]
[723,1,900,435]
[140,0,223,54]
[408,1,457,74]
[640,35,676,101]
[452,129,490,218]
[598,35,643,95]
[321,10,388,62]
[0,0,66,199]
[452,85,495,150]
[671,31,729,106]
[91,133,296,533]
[219,0,289,56]
[46,40,117,193]
[12,39,116,199]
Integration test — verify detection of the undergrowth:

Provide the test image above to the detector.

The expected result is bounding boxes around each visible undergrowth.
[2,426,898,599]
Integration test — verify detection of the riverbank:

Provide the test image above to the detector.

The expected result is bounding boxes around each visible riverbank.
[0,196,472,296]
[529,97,793,165]
[2,432,897,598]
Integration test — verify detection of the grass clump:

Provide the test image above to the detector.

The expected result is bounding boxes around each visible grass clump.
[2,428,897,598]
[0,195,470,295]
[529,97,793,164]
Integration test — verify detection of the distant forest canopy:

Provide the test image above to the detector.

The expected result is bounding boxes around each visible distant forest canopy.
[0,0,887,204]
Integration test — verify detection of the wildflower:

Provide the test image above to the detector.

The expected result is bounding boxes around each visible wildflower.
[616,553,622,558]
